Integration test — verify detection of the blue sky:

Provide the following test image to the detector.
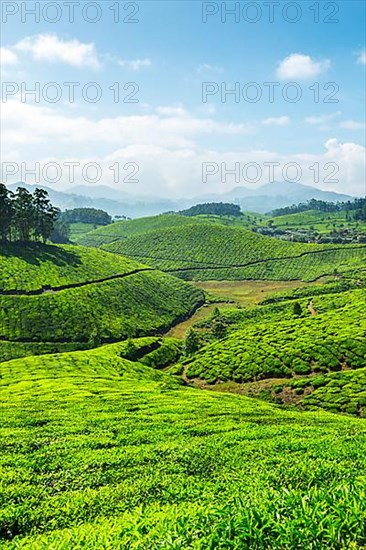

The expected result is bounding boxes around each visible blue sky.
[1,0,365,197]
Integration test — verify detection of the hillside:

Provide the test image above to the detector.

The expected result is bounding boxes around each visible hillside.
[0,243,142,292]
[0,244,204,362]
[1,343,366,548]
[76,214,202,246]
[184,288,366,386]
[75,212,260,246]
[269,208,366,231]
[98,223,366,281]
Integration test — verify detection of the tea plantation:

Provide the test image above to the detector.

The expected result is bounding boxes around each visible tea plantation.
[100,224,366,281]
[0,244,204,362]
[0,243,141,292]
[184,288,366,385]
[76,213,206,246]
[1,343,366,549]
[76,212,257,247]
[1,218,366,548]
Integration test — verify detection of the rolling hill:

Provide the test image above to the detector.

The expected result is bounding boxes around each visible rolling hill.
[0,243,204,362]
[269,208,366,233]
[94,223,366,281]
[75,213,206,246]
[183,288,366,389]
[75,211,261,247]
[1,342,366,548]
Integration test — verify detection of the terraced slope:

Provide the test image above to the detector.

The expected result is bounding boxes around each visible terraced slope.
[75,212,261,247]
[0,243,141,292]
[271,209,366,232]
[76,214,203,246]
[101,223,366,281]
[1,344,366,548]
[0,244,204,362]
[184,289,366,386]
[267,367,366,416]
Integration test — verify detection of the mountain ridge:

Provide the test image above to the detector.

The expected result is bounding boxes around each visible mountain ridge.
[5,181,355,217]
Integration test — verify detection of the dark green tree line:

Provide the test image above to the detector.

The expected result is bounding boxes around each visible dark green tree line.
[179,202,242,217]
[271,198,366,217]
[0,184,59,243]
[61,208,112,226]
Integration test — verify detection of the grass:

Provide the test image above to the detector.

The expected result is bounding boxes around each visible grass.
[165,303,234,339]
[1,343,366,548]
[166,280,325,339]
[194,279,325,307]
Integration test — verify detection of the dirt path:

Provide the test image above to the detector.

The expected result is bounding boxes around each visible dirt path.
[307,299,318,316]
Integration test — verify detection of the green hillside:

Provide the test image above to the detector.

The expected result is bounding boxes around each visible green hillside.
[262,208,366,244]
[1,343,366,548]
[69,222,104,242]
[0,244,204,362]
[76,214,203,246]
[271,208,366,231]
[75,212,260,247]
[265,367,366,415]
[0,243,141,292]
[184,288,366,385]
[100,223,366,281]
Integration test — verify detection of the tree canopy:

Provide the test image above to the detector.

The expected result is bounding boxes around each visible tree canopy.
[0,184,59,243]
[271,198,366,218]
[179,202,242,217]
[60,208,112,226]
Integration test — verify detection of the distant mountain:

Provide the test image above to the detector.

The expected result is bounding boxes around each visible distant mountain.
[7,182,91,210]
[66,185,131,201]
[6,181,355,218]
[5,182,191,218]
[221,181,354,213]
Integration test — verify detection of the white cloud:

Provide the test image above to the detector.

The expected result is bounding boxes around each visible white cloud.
[276,53,331,80]
[262,116,290,126]
[118,58,152,70]
[156,105,188,117]
[304,112,342,125]
[2,99,364,198]
[197,63,223,74]
[199,104,217,116]
[15,33,100,69]
[0,47,18,66]
[339,120,366,130]
[1,99,251,151]
[357,50,366,65]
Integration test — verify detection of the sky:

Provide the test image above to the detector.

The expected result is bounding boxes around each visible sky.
[1,0,365,198]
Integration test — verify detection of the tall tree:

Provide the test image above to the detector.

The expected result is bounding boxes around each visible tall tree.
[184,329,201,356]
[0,184,14,241]
[33,188,59,244]
[12,187,35,241]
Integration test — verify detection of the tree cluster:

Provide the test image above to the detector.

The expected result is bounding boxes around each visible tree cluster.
[0,184,59,243]
[179,202,242,217]
[60,208,112,226]
[271,198,366,217]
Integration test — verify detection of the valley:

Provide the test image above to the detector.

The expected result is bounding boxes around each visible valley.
[1,193,366,548]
